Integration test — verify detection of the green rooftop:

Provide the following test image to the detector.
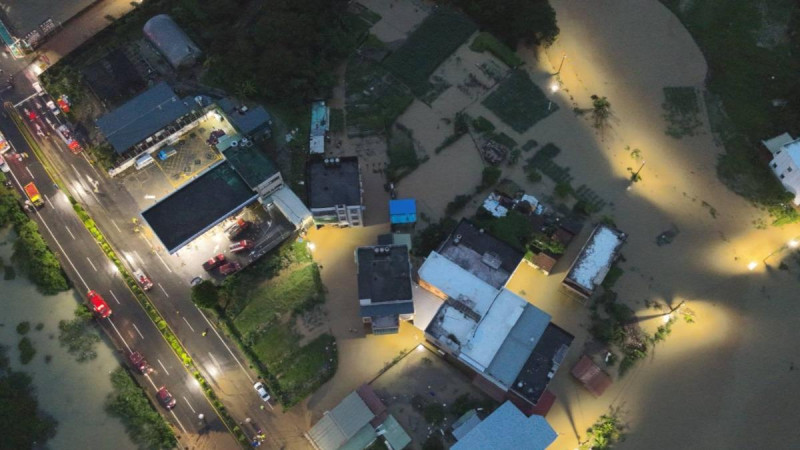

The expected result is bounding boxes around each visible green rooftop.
[222,143,279,190]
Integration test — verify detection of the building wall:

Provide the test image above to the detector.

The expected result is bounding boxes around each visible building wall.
[770,150,800,204]
[256,172,284,197]
[311,204,363,227]
[418,278,448,300]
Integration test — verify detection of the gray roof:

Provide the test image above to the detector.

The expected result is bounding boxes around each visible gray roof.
[511,323,574,405]
[222,143,279,191]
[360,301,414,319]
[438,219,523,288]
[143,14,202,69]
[357,245,412,303]
[307,157,362,208]
[485,305,551,386]
[228,106,272,136]
[0,0,95,39]
[96,82,192,154]
[380,415,411,450]
[307,391,375,450]
[452,401,557,450]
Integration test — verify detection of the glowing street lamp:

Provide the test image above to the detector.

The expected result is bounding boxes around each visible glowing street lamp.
[747,261,758,271]
[788,239,799,249]
[307,242,316,252]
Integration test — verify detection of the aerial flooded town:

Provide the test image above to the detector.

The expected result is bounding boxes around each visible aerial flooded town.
[0,0,799,449]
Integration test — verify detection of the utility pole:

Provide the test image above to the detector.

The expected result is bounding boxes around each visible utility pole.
[555,53,567,75]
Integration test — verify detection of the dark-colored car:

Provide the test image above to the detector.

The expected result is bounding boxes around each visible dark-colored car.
[219,262,241,276]
[202,254,226,271]
[156,387,177,409]
[128,351,152,374]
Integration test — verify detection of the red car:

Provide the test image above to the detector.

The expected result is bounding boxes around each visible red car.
[229,240,253,253]
[87,290,112,319]
[202,254,226,271]
[156,387,177,409]
[128,351,152,374]
[219,262,241,276]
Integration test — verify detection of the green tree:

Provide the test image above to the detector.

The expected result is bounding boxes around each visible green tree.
[446,0,559,48]
[192,280,220,309]
[591,95,611,130]
[580,408,626,450]
[479,166,502,191]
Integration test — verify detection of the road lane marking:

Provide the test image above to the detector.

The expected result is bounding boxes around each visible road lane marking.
[108,289,121,304]
[182,396,197,414]
[157,359,170,376]
[44,194,52,208]
[170,410,187,434]
[132,250,144,265]
[111,220,122,233]
[107,318,133,353]
[64,225,75,240]
[158,283,169,297]
[182,317,196,332]
[132,323,144,340]
[155,251,173,273]
[70,163,80,178]
[25,166,35,179]
[195,306,254,383]
[86,257,97,271]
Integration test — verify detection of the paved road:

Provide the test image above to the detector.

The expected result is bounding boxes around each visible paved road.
[0,113,240,449]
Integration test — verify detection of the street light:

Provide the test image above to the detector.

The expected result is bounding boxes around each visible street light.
[747,261,758,271]
[789,239,799,249]
[555,53,567,75]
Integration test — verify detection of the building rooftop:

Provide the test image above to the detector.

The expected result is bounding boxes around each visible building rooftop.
[227,105,272,136]
[452,401,557,450]
[511,323,574,405]
[307,157,361,208]
[389,198,417,224]
[96,82,193,154]
[357,245,412,303]
[143,14,201,69]
[0,0,94,41]
[141,161,256,253]
[222,143,279,191]
[564,224,626,296]
[438,219,523,289]
[310,101,329,154]
[763,132,794,155]
[307,390,375,450]
[418,252,500,314]
[571,355,613,397]
[484,301,551,387]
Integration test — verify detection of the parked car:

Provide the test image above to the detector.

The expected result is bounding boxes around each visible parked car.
[190,276,204,286]
[202,254,226,271]
[225,218,250,240]
[156,387,177,409]
[219,262,241,276]
[133,268,153,291]
[128,351,152,374]
[86,290,112,319]
[229,240,253,253]
[253,382,271,402]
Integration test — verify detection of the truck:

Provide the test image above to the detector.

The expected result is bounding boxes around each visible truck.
[24,182,44,208]
[0,154,8,173]
[56,125,82,154]
[0,131,9,153]
[219,261,241,276]
[225,218,250,240]
[229,240,253,253]
[202,254,226,271]
[87,290,112,319]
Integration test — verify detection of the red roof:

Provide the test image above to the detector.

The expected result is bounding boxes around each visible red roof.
[571,355,612,397]
[356,384,388,427]
[532,252,557,274]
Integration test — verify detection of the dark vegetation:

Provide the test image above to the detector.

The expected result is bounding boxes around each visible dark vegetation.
[58,307,101,362]
[443,0,559,48]
[483,70,555,133]
[0,345,57,448]
[413,218,457,257]
[106,368,176,449]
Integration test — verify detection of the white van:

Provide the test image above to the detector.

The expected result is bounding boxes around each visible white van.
[135,153,155,170]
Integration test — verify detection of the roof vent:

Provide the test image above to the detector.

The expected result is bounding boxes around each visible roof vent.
[231,140,239,147]
[453,234,462,245]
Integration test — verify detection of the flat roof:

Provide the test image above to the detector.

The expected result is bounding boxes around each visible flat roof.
[96,82,192,154]
[438,219,523,289]
[511,323,574,405]
[418,252,499,313]
[307,157,361,208]
[460,289,528,372]
[228,105,271,136]
[452,401,557,450]
[357,245,412,303]
[565,224,626,294]
[222,143,279,190]
[141,161,257,253]
[389,198,417,224]
[0,0,94,38]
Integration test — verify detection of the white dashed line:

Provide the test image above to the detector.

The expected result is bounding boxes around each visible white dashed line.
[86,257,97,271]
[107,318,132,353]
[44,194,52,208]
[155,251,173,273]
[182,317,195,332]
[182,396,197,414]
[158,283,169,297]
[208,352,221,369]
[25,166,35,180]
[195,306,254,383]
[132,323,144,340]
[157,359,170,376]
[132,250,144,265]
[64,225,75,240]
[108,289,120,304]
[111,220,122,233]
[170,410,187,434]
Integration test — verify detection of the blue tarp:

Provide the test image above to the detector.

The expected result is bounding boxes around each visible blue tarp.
[389,198,416,224]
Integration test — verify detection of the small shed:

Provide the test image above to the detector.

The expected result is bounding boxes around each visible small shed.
[389,198,416,225]
[530,252,557,275]
[143,14,202,69]
[571,355,613,397]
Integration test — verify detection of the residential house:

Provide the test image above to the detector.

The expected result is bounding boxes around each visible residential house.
[307,157,364,227]
[356,245,413,334]
[310,101,330,155]
[766,135,800,204]
[451,401,557,450]
[562,224,626,299]
[389,198,417,230]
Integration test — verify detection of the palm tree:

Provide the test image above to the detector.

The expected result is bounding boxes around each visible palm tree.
[591,95,611,129]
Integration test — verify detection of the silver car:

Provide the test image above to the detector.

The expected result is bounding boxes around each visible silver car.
[254,382,271,402]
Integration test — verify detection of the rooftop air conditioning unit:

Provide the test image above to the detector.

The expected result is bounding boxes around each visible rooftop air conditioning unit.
[231,140,239,147]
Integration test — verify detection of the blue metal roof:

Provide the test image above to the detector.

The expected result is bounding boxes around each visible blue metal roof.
[360,301,414,318]
[452,401,557,450]
[486,304,551,387]
[96,82,191,154]
[389,199,416,224]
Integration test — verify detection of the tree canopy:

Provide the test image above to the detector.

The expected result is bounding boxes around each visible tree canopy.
[442,0,559,48]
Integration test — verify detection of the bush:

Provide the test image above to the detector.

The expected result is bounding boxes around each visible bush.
[106,368,176,449]
[445,194,472,216]
[16,322,31,335]
[527,169,542,183]
[471,116,495,133]
[470,32,524,68]
[191,280,220,309]
[554,182,572,198]
[58,308,100,363]
[18,337,36,364]
[479,166,502,191]
[423,403,446,425]
[0,345,57,448]
[412,218,457,257]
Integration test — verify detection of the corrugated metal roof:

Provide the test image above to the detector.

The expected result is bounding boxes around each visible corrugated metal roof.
[143,14,201,69]
[360,301,414,318]
[266,186,311,228]
[96,82,191,153]
[380,415,411,450]
[485,303,551,387]
[307,391,374,450]
[452,401,557,450]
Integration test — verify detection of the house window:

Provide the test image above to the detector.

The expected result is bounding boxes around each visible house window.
[780,174,785,179]
[773,163,778,168]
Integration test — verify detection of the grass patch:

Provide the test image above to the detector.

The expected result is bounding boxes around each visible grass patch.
[662,87,703,138]
[386,125,422,181]
[383,9,477,96]
[489,132,518,150]
[345,56,414,135]
[329,108,345,134]
[601,265,624,289]
[445,194,473,216]
[106,367,176,449]
[470,32,524,68]
[473,209,533,251]
[483,70,555,133]
[4,264,15,280]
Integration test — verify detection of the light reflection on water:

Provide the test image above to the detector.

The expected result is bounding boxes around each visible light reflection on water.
[0,227,135,450]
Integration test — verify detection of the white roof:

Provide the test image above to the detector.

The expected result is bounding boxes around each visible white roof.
[460,289,527,371]
[265,185,311,228]
[568,225,623,291]
[418,252,499,316]
[483,196,508,217]
[785,139,800,167]
[310,135,325,154]
[763,133,794,154]
[520,194,539,209]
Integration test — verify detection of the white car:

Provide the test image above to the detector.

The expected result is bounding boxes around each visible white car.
[254,382,271,402]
